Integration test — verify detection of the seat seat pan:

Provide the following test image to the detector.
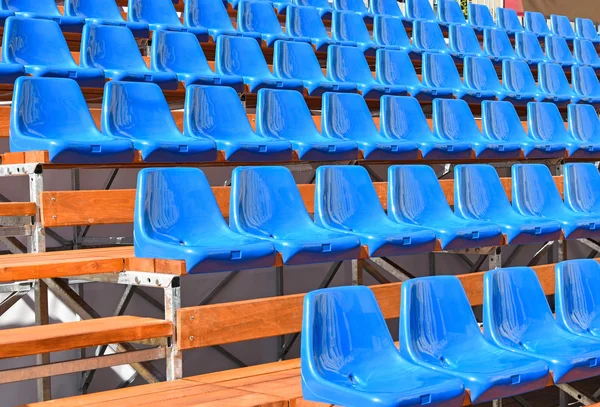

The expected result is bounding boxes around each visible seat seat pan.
[413,138,473,159]
[15,12,84,32]
[536,207,600,239]
[104,69,179,90]
[358,82,408,99]
[243,76,304,93]
[480,211,562,244]
[408,85,454,100]
[416,215,502,250]
[214,136,293,162]
[310,38,356,52]
[470,140,522,159]
[565,141,600,157]
[85,18,149,37]
[148,23,209,41]
[290,138,358,161]
[358,139,419,161]
[302,79,357,96]
[261,33,310,47]
[24,65,105,88]
[520,141,567,158]
[206,28,261,41]
[132,136,217,163]
[177,72,244,92]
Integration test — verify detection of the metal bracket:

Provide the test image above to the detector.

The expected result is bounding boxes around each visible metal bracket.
[74,272,177,288]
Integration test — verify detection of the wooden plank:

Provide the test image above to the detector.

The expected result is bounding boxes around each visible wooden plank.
[0,202,36,217]
[0,316,173,359]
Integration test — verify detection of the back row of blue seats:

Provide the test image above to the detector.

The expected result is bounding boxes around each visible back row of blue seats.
[301,258,600,406]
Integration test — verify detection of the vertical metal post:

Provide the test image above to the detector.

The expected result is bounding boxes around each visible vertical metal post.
[428,253,436,276]
[71,169,81,250]
[488,247,502,270]
[164,277,182,381]
[559,389,569,407]
[275,266,284,360]
[558,240,567,262]
[34,280,51,401]
[28,168,45,254]
[351,260,363,285]
[492,399,503,407]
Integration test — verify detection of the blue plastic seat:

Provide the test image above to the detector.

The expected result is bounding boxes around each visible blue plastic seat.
[377,49,452,101]
[574,39,600,69]
[405,0,435,21]
[568,104,600,148]
[286,6,354,51]
[64,0,148,37]
[332,11,380,55]
[434,99,521,158]
[3,0,83,32]
[545,35,575,67]
[10,77,134,164]
[81,24,179,90]
[184,85,293,161]
[215,35,303,92]
[369,0,406,20]
[502,59,545,103]
[563,163,600,219]
[551,14,577,40]
[468,3,496,32]
[484,27,517,62]
[302,286,466,407]
[315,166,436,256]
[322,92,419,160]
[412,20,450,54]
[135,168,277,274]
[512,163,600,238]
[449,24,485,59]
[327,45,407,98]
[423,53,496,102]
[538,62,579,104]
[256,89,359,160]
[128,0,208,40]
[572,65,600,104]
[528,102,600,159]
[482,100,566,159]
[401,276,550,403]
[3,17,104,87]
[238,0,309,46]
[380,96,472,159]
[437,0,466,28]
[463,56,507,101]
[151,30,243,91]
[515,31,548,65]
[484,266,600,384]
[496,7,525,35]
[102,81,217,162]
[184,0,261,41]
[373,15,416,53]
[0,7,11,25]
[576,18,600,44]
[273,41,356,96]
[230,166,362,265]
[455,164,563,244]
[293,0,332,18]
[333,0,373,21]
[524,11,552,38]
[556,259,600,340]
[388,165,502,250]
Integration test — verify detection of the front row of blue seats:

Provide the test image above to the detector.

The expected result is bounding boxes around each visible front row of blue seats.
[302,259,600,406]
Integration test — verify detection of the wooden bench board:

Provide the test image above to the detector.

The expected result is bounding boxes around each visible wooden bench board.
[0,202,36,217]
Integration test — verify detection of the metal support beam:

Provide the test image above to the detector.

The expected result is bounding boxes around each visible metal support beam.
[0,289,29,317]
[34,281,51,401]
[361,261,390,284]
[492,399,502,407]
[276,266,284,361]
[527,241,555,267]
[557,383,598,405]
[164,277,182,381]
[503,245,524,267]
[470,255,488,273]
[351,259,363,285]
[369,258,415,281]
[558,240,567,262]
[512,395,533,407]
[198,271,240,306]
[28,168,45,254]
[488,247,502,270]
[0,236,27,253]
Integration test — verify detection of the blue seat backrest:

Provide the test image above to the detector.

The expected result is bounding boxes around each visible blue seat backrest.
[333,0,369,15]
[568,103,600,143]
[454,164,514,218]
[66,0,124,20]
[524,11,551,36]
[502,59,539,93]
[151,30,212,73]
[405,0,435,20]
[515,31,545,60]
[128,0,182,25]
[484,27,515,57]
[449,24,482,54]
[273,41,324,80]
[433,99,481,141]
[322,92,380,140]
[295,0,331,9]
[370,0,402,17]
[576,18,600,41]
[464,55,502,92]
[216,35,270,77]
[556,259,600,333]
[413,19,447,51]
[496,7,523,31]
[545,35,574,64]
[574,39,600,65]
[327,45,373,83]
[256,88,319,139]
[563,163,600,213]
[81,24,146,70]
[481,100,527,142]
[437,0,466,24]
[468,3,495,28]
[538,62,572,95]
[332,10,372,43]
[185,0,233,30]
[551,14,576,38]
[380,95,433,139]
[3,0,59,14]
[286,5,329,39]
[422,53,463,90]
[512,163,565,215]
[374,15,411,48]
[527,101,569,141]
[238,0,284,35]
[572,65,600,96]
[376,49,421,88]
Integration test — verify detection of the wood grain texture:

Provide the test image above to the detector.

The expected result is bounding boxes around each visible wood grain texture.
[0,202,36,217]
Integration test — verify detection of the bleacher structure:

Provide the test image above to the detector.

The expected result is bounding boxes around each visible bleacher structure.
[3,0,600,406]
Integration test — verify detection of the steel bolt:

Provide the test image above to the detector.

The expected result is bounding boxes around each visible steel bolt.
[189,335,195,341]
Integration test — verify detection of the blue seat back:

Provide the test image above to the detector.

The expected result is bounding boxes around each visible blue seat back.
[563,163,600,213]
[545,35,574,65]
[551,14,576,38]
[238,0,284,36]
[81,24,146,70]
[496,7,523,31]
[376,49,422,88]
[185,0,234,31]
[369,0,403,17]
[538,62,573,96]
[413,19,447,52]
[215,35,270,77]
[568,103,600,143]
[502,59,539,94]
[437,0,466,25]
[256,88,319,140]
[322,92,380,140]
[515,31,546,61]
[333,0,369,15]
[527,101,569,142]
[449,24,483,55]
[422,52,463,90]
[556,259,600,334]
[128,0,182,25]
[572,65,600,97]
[464,55,503,93]
[454,164,514,219]
[512,163,565,216]
[294,0,331,9]
[151,30,213,74]
[484,27,515,58]
[576,18,600,41]
[468,3,495,28]
[332,10,372,44]
[3,17,78,67]
[373,15,411,49]
[273,40,325,81]
[3,0,60,14]
[327,45,374,84]
[286,5,329,39]
[406,0,435,20]
[574,39,600,66]
[481,100,527,142]
[433,99,482,142]
[380,95,434,140]
[65,0,124,20]
[524,11,551,36]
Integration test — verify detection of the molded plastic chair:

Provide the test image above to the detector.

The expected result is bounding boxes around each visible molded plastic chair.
[65,0,148,37]
[322,92,419,160]
[369,0,406,20]
[437,0,466,28]
[455,164,562,244]
[373,15,415,53]
[184,0,261,41]
[257,89,359,160]
[151,30,243,91]
[572,65,600,104]
[482,100,566,158]
[468,3,496,32]
[135,168,277,274]
[563,163,600,218]
[315,166,436,256]
[128,0,208,40]
[484,267,600,384]
[576,18,600,44]
[377,49,452,100]
[3,0,83,32]
[496,7,524,35]
[568,104,600,148]
[515,31,548,65]
[10,77,134,164]
[449,24,485,59]
[327,45,407,98]
[274,41,356,96]
[293,0,332,18]
[556,259,600,340]
[463,56,507,101]
[484,27,517,62]
[332,11,380,55]
[301,286,466,407]
[502,59,544,103]
[524,11,551,37]
[184,85,292,161]
[545,35,575,67]
[287,6,354,51]
[401,276,550,403]
[2,17,104,87]
[538,62,579,104]
[380,96,472,159]
[229,0,292,13]
[512,163,600,238]
[528,102,600,159]
[405,0,435,21]
[434,99,521,158]
[102,81,217,162]
[388,165,503,250]
[81,24,178,90]
[551,14,577,40]
[215,36,304,92]
[574,39,600,69]
[238,0,309,46]
[230,166,362,264]
[332,0,373,21]
[412,20,450,54]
